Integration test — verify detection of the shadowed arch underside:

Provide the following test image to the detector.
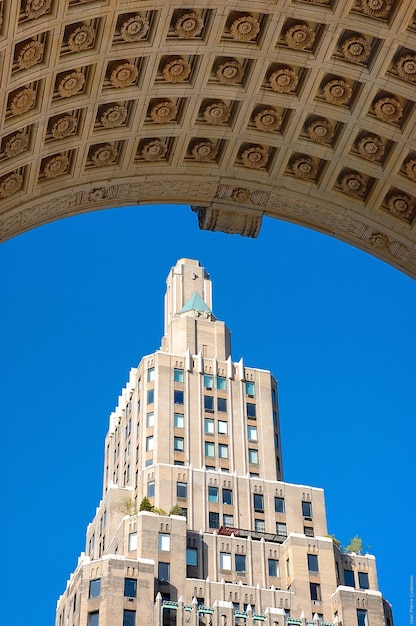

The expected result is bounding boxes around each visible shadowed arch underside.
[0,0,415,276]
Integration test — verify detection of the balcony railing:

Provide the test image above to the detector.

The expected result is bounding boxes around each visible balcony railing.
[218,526,287,543]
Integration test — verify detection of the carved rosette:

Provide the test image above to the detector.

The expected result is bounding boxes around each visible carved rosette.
[141,140,167,161]
[109,62,138,88]
[51,115,78,139]
[203,102,230,125]
[150,101,177,123]
[4,132,29,157]
[395,55,416,82]
[357,135,385,161]
[292,156,318,179]
[369,232,391,250]
[16,41,44,69]
[323,79,352,105]
[306,119,334,143]
[24,0,52,19]
[120,16,150,42]
[360,0,391,18]
[339,172,366,196]
[231,188,251,203]
[241,146,268,169]
[373,96,403,123]
[341,35,371,63]
[67,25,96,52]
[58,71,85,98]
[162,58,191,83]
[100,105,128,128]
[42,154,69,178]
[284,24,315,50]
[192,141,218,162]
[88,188,109,202]
[230,16,260,42]
[10,87,36,115]
[92,144,118,167]
[0,173,23,198]
[254,108,282,132]
[174,12,204,39]
[269,68,298,93]
[404,159,416,182]
[216,60,244,85]
[387,193,414,218]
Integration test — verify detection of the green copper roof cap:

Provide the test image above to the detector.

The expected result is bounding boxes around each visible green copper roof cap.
[180,292,212,314]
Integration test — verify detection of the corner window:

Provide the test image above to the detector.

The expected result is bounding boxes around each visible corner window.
[89,579,101,599]
[158,562,170,581]
[128,532,137,551]
[174,390,184,405]
[217,376,227,390]
[88,612,99,626]
[217,397,227,412]
[205,441,215,457]
[268,559,279,577]
[147,367,154,382]
[248,448,259,465]
[204,418,214,433]
[222,489,233,505]
[158,533,170,551]
[174,413,184,428]
[276,522,287,537]
[235,554,246,573]
[220,552,231,570]
[147,480,155,497]
[204,395,214,411]
[302,501,312,519]
[208,486,218,502]
[358,572,369,589]
[146,412,154,427]
[186,547,198,566]
[223,514,234,526]
[204,374,213,389]
[174,368,184,383]
[218,420,228,435]
[357,609,368,626]
[124,578,137,598]
[247,403,256,418]
[307,554,319,572]
[147,389,154,404]
[123,610,136,626]
[146,435,154,451]
[218,444,228,459]
[174,436,184,452]
[253,493,264,512]
[310,582,321,601]
[274,497,285,513]
[247,425,257,441]
[344,569,355,587]
[209,511,220,529]
[245,381,255,396]
[177,481,187,498]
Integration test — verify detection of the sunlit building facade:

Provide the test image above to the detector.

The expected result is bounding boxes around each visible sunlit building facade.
[56,258,393,626]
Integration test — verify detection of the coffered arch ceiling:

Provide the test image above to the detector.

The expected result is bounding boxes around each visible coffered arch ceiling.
[0,0,415,275]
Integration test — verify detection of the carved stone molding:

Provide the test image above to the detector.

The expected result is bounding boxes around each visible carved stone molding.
[150,101,177,123]
[369,232,391,250]
[51,115,78,139]
[10,87,36,116]
[360,0,392,18]
[109,62,138,88]
[58,72,85,98]
[67,25,96,52]
[230,16,260,42]
[175,12,204,39]
[162,58,191,83]
[24,0,51,19]
[4,132,29,157]
[215,184,270,207]
[284,24,315,50]
[386,192,414,218]
[395,55,416,82]
[120,16,150,42]
[203,102,230,125]
[404,158,416,182]
[0,173,23,198]
[192,141,218,161]
[141,140,167,161]
[357,135,385,161]
[254,108,282,132]
[241,145,268,169]
[269,68,298,93]
[91,144,118,166]
[100,105,128,128]
[339,171,366,196]
[42,154,70,178]
[216,60,244,85]
[292,156,318,179]
[373,96,403,123]
[306,119,334,143]
[323,79,352,105]
[16,40,44,69]
[341,35,371,64]
[192,205,262,238]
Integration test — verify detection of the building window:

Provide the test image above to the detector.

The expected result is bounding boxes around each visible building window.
[158,533,170,551]
[205,418,214,433]
[304,526,314,537]
[174,390,184,405]
[158,562,170,581]
[218,420,228,434]
[209,511,220,529]
[344,569,355,587]
[205,441,215,457]
[222,489,233,505]
[124,578,137,598]
[247,403,256,418]
[218,443,228,459]
[89,579,101,599]
[310,582,321,601]
[253,493,264,512]
[146,436,154,451]
[357,609,368,626]
[235,554,246,573]
[217,376,227,390]
[88,612,99,626]
[307,554,319,572]
[248,449,259,465]
[128,532,137,551]
[247,425,257,441]
[174,436,184,452]
[177,481,187,498]
[204,395,214,411]
[208,486,219,502]
[174,368,184,383]
[174,413,184,428]
[268,559,279,577]
[186,547,198,566]
[147,389,154,404]
[245,381,255,396]
[302,501,313,519]
[204,374,213,389]
[223,514,234,526]
[147,367,154,382]
[255,519,265,532]
[147,480,155,497]
[274,497,285,513]
[217,397,227,412]
[145,458,153,467]
[358,572,369,589]
[123,610,136,626]
[220,552,231,570]
[273,410,278,426]
[146,412,154,427]
[276,522,287,537]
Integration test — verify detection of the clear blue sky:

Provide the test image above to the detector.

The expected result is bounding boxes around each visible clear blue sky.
[1,204,414,625]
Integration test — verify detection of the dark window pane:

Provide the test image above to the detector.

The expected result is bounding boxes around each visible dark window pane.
[158,562,170,581]
[357,610,368,626]
[204,395,214,411]
[209,511,219,528]
[247,403,256,418]
[310,583,321,601]
[208,486,218,502]
[274,497,285,513]
[217,397,227,412]
[307,554,319,572]
[222,489,233,505]
[177,481,187,498]
[147,389,154,404]
[89,579,100,598]
[123,610,136,626]
[344,569,355,587]
[124,578,137,598]
[268,559,279,577]
[304,526,314,537]
[302,501,312,518]
[186,548,198,566]
[358,572,369,589]
[88,612,99,626]
[253,493,264,512]
[235,554,246,572]
[174,390,184,405]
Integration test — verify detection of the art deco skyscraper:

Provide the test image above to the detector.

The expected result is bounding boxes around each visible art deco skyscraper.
[56,259,393,626]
